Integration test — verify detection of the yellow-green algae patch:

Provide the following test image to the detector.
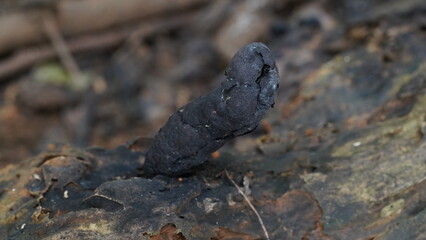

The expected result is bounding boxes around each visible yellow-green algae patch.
[76,220,114,235]
[380,198,405,218]
[387,62,426,97]
[303,53,426,228]
[301,55,350,99]
[332,92,426,159]
[328,97,426,204]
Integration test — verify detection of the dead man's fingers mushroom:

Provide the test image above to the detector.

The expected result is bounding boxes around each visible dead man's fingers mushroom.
[144,42,280,177]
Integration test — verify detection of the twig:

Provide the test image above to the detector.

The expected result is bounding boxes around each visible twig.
[0,0,208,54]
[224,169,270,240]
[0,14,193,81]
[42,12,82,79]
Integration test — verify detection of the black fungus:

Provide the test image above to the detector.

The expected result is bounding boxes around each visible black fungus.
[144,42,280,177]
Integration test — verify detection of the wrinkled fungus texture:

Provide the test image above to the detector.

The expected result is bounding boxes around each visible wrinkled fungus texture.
[144,42,280,177]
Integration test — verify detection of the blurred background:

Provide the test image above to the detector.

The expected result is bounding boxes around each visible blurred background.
[0,0,425,167]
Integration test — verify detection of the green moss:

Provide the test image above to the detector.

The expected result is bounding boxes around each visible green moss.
[32,62,94,92]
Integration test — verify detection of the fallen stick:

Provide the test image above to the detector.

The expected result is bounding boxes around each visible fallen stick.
[0,14,193,81]
[0,0,208,54]
[42,13,82,78]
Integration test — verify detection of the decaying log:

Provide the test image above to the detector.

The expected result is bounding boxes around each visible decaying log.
[1,1,426,240]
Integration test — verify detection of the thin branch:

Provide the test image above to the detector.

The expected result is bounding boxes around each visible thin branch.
[0,0,208,54]
[0,14,193,81]
[224,169,270,240]
[42,12,82,79]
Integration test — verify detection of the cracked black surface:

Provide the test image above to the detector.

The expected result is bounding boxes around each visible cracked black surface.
[144,42,280,177]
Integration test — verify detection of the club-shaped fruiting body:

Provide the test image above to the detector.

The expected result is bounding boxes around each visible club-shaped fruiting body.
[144,42,280,177]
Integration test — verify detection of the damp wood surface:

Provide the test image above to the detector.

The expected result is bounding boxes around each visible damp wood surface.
[0,0,426,239]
